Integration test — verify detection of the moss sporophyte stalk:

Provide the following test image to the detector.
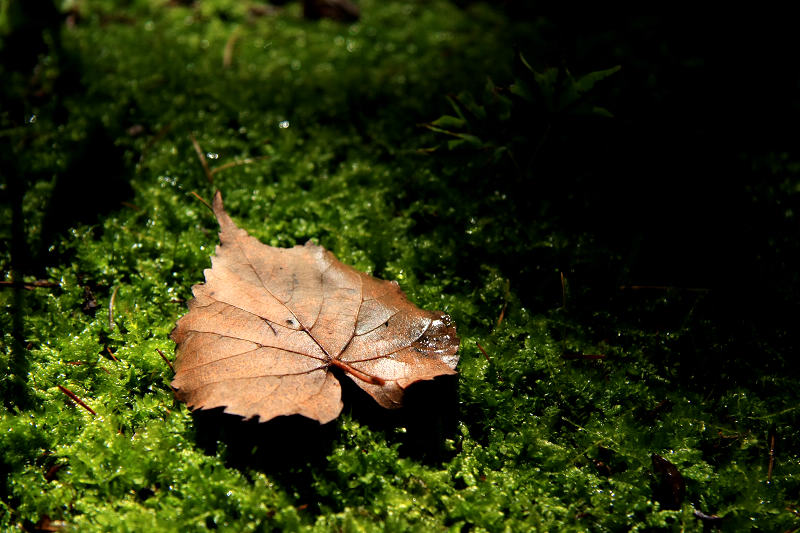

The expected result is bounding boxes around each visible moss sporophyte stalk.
[2,3,800,532]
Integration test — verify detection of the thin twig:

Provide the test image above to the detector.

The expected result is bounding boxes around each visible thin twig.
[189,191,214,213]
[618,285,709,293]
[496,302,506,328]
[560,272,567,354]
[209,155,270,177]
[44,463,65,482]
[562,353,606,360]
[476,342,491,362]
[108,286,119,330]
[57,385,97,416]
[692,509,723,523]
[768,428,776,482]
[106,346,119,362]
[0,279,59,290]
[156,348,175,372]
[190,134,214,183]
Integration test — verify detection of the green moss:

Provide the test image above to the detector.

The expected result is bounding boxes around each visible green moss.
[2,4,800,532]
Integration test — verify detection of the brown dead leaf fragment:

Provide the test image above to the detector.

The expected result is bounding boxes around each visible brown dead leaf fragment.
[171,192,459,424]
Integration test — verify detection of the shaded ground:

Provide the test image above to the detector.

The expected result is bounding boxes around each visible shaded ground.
[2,5,799,531]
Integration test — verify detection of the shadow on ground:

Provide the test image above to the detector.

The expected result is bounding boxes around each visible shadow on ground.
[190,372,460,475]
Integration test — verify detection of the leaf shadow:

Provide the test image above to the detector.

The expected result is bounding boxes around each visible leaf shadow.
[191,371,460,476]
[191,408,336,489]
[337,370,461,465]
[188,372,460,512]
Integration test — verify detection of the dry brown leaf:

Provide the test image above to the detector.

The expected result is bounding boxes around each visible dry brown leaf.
[171,191,459,423]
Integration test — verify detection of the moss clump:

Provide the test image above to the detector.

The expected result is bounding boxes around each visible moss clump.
[3,4,800,531]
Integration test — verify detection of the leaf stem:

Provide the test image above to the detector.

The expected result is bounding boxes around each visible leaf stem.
[329,359,385,386]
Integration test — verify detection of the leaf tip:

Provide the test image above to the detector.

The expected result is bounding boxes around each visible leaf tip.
[212,189,224,212]
[212,190,236,230]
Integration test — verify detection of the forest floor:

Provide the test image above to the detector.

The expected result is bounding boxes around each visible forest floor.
[2,4,800,531]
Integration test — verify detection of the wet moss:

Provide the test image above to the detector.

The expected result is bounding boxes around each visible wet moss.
[2,4,800,532]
